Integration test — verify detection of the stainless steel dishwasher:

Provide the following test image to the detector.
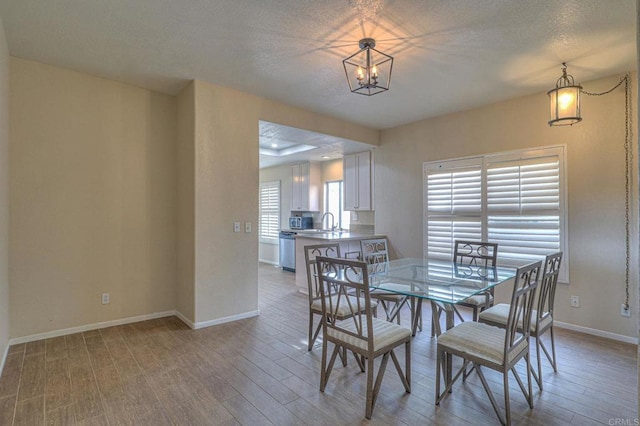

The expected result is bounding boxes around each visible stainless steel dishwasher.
[279,231,296,272]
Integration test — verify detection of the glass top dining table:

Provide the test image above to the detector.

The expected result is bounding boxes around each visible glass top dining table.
[363,257,518,337]
[367,257,518,305]
[320,257,518,384]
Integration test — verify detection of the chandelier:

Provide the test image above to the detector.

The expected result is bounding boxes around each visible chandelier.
[343,38,393,96]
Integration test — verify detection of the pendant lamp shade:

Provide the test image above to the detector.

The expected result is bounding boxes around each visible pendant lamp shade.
[548,63,582,126]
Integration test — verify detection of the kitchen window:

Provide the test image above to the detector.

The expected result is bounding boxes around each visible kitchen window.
[259,180,280,240]
[424,146,568,282]
[324,180,350,230]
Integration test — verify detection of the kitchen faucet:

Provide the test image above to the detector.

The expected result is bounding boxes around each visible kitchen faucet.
[320,212,336,231]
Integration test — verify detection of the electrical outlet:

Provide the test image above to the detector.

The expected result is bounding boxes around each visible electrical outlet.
[245,222,251,233]
[233,222,240,232]
[570,295,579,308]
[621,304,631,317]
[101,293,110,305]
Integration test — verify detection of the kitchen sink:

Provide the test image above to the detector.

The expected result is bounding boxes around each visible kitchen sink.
[297,229,345,235]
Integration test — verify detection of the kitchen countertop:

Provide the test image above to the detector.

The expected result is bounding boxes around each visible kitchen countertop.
[295,230,385,242]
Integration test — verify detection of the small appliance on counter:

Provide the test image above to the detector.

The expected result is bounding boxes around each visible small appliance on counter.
[289,216,313,230]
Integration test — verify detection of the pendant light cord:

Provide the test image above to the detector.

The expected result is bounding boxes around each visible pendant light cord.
[582,74,632,310]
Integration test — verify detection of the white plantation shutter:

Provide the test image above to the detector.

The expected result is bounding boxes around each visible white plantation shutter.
[424,146,568,282]
[487,157,561,260]
[259,181,280,239]
[425,159,483,259]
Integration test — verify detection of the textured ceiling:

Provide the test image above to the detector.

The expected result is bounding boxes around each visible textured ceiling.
[259,121,374,168]
[0,0,636,130]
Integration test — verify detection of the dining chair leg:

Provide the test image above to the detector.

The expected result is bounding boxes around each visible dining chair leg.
[371,352,390,413]
[365,356,375,419]
[503,368,511,426]
[550,326,558,372]
[320,339,328,391]
[352,351,365,372]
[309,315,322,351]
[431,301,443,337]
[473,364,505,425]
[320,344,340,392]
[411,298,422,336]
[435,348,442,404]
[535,336,543,390]
[405,341,411,392]
[526,352,534,409]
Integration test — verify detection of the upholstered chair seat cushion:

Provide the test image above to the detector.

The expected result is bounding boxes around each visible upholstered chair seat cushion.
[479,303,552,332]
[327,317,411,352]
[311,296,377,317]
[437,321,528,366]
[460,293,494,306]
[371,282,425,298]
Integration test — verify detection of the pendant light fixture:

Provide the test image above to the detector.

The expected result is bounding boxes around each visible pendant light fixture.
[547,63,582,126]
[343,38,393,96]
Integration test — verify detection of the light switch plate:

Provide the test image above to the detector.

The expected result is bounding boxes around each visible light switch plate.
[245,222,251,233]
[233,222,241,232]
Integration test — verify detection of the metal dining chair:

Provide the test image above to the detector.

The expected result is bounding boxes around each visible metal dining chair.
[304,243,377,351]
[432,240,498,336]
[435,260,541,425]
[361,237,423,336]
[479,251,563,390]
[316,255,411,419]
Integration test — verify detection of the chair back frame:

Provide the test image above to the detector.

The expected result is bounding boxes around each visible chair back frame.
[316,256,375,353]
[453,240,498,267]
[304,243,341,306]
[504,261,541,360]
[360,238,390,275]
[536,252,563,328]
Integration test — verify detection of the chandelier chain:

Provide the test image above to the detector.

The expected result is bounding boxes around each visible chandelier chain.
[582,74,632,309]
[580,76,626,96]
[624,74,632,310]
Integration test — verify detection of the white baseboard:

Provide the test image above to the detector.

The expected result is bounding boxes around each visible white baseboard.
[554,321,638,345]
[192,310,260,330]
[0,344,8,377]
[8,310,176,345]
[7,308,263,346]
[174,310,196,329]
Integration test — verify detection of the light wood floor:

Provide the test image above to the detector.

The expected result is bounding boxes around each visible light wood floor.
[0,263,637,425]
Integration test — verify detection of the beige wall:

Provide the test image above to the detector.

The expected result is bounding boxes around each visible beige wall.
[10,58,178,338]
[377,73,639,339]
[176,82,196,321]
[188,80,377,324]
[322,159,343,183]
[0,17,9,362]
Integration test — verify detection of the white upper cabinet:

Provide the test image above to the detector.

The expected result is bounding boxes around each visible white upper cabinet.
[344,151,373,211]
[291,162,321,211]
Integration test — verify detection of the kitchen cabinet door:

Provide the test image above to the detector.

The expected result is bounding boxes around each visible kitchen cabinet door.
[291,162,320,211]
[344,151,372,211]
